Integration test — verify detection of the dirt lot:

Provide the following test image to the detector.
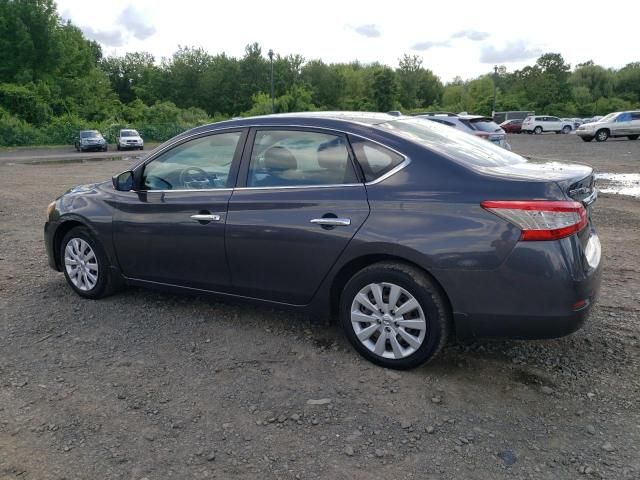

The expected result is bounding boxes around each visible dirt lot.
[1,134,639,479]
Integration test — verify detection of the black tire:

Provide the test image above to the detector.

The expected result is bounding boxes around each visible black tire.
[117,144,121,151]
[581,136,594,142]
[60,226,118,299]
[595,129,609,142]
[534,126,542,134]
[562,125,571,134]
[139,146,144,150]
[628,135,639,140]
[339,262,450,370]
[102,146,108,152]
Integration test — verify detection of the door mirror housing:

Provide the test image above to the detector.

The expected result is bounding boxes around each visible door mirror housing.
[112,170,134,191]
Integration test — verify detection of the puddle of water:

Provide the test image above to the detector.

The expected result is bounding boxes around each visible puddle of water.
[595,173,640,199]
[24,156,138,165]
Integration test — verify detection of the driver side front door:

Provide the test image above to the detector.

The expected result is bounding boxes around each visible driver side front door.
[112,129,246,292]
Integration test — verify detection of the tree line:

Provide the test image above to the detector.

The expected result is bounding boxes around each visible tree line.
[1,0,639,146]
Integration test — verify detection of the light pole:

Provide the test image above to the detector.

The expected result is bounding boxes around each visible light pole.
[268,49,275,114]
[492,65,498,119]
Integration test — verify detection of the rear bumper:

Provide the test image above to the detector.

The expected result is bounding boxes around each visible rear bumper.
[438,230,602,340]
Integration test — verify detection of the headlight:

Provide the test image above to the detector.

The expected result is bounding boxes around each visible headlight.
[47,201,56,218]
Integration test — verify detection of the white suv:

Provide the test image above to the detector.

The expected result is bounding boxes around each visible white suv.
[521,116,573,134]
[116,129,144,151]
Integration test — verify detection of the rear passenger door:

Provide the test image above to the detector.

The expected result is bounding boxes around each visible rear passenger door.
[225,128,370,305]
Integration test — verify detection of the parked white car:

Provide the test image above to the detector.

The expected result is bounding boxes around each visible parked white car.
[116,129,144,151]
[576,111,640,142]
[521,116,573,134]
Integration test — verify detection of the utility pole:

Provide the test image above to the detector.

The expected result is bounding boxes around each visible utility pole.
[268,49,275,114]
[492,65,498,119]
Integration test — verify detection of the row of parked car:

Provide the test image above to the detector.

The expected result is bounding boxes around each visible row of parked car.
[498,111,640,142]
[74,129,145,152]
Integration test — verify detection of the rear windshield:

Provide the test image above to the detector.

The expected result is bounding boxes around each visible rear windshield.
[378,118,526,168]
[465,118,503,133]
[80,130,101,138]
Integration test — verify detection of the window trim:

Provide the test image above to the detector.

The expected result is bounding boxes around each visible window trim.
[134,128,248,192]
[130,124,409,192]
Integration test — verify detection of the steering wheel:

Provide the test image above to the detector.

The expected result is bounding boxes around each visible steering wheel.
[179,167,214,189]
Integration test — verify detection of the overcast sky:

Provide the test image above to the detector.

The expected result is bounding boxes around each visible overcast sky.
[58,0,638,82]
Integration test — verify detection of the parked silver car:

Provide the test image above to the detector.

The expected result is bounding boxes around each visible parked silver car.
[576,111,640,142]
[419,113,511,150]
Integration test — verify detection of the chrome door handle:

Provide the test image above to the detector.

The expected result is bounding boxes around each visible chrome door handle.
[310,218,351,226]
[190,214,221,222]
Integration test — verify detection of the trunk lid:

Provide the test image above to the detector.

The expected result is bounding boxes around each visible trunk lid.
[478,159,596,205]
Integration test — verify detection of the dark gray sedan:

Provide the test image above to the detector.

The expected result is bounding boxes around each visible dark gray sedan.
[45,112,602,369]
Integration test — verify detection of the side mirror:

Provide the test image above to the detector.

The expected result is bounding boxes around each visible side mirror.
[112,170,134,191]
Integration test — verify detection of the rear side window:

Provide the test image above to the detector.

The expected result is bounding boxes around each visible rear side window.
[467,118,502,133]
[631,112,640,121]
[350,137,404,182]
[247,130,359,187]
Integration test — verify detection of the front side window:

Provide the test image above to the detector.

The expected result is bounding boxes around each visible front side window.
[142,132,241,190]
[247,130,358,187]
[616,112,632,122]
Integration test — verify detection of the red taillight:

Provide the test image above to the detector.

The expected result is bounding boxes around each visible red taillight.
[481,200,588,241]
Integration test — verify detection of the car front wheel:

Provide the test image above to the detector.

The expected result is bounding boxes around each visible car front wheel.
[595,129,609,142]
[340,262,450,370]
[60,227,118,299]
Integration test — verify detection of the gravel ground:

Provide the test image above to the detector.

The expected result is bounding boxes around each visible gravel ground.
[1,136,639,479]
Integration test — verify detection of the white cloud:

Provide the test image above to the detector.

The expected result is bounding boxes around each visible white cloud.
[480,41,543,64]
[350,24,381,38]
[117,6,156,40]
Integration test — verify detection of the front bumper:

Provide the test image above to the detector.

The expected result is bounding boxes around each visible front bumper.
[438,229,602,340]
[44,221,59,270]
[576,129,595,138]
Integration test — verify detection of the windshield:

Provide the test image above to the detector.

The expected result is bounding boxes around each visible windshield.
[378,118,525,168]
[598,113,618,123]
[466,118,503,133]
[80,130,101,138]
[121,130,139,137]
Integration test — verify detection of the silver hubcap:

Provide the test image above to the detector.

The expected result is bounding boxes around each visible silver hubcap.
[598,131,606,140]
[350,282,427,359]
[64,238,99,291]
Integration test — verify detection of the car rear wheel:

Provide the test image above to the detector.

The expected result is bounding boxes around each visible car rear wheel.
[60,227,118,299]
[628,135,639,140]
[595,129,609,142]
[534,126,542,134]
[339,262,450,370]
[562,125,571,134]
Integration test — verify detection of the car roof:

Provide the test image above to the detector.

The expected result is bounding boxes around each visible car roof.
[187,112,409,137]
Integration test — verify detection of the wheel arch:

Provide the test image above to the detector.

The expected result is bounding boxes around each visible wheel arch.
[52,218,96,270]
[328,253,455,334]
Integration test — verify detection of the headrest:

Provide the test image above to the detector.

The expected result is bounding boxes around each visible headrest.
[264,146,297,171]
[317,138,347,170]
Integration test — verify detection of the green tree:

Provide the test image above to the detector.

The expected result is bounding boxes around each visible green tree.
[372,67,398,111]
